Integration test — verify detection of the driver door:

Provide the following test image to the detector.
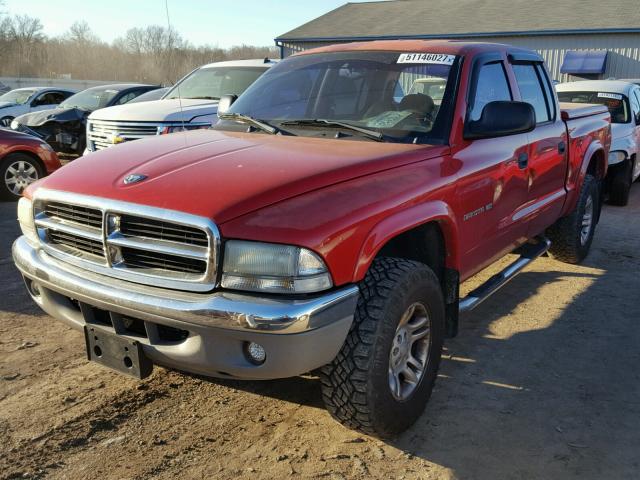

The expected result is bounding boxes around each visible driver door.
[455,56,531,278]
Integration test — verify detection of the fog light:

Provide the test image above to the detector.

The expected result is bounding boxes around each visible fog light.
[244,342,266,365]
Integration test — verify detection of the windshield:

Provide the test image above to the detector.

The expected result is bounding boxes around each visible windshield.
[0,89,35,104]
[60,87,120,110]
[165,66,267,100]
[557,91,630,123]
[224,51,458,143]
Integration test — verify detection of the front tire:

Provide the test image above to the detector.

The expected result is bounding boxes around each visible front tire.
[608,159,632,206]
[320,257,445,437]
[547,174,598,264]
[0,153,44,201]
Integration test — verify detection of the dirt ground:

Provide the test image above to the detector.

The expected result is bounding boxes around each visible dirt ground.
[1,187,639,480]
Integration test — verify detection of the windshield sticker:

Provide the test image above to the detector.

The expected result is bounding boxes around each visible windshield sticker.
[397,53,456,65]
[365,110,414,129]
[598,92,623,100]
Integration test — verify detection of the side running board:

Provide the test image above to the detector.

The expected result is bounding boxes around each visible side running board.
[459,237,551,313]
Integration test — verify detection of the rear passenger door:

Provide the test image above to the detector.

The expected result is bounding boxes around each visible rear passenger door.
[510,58,568,238]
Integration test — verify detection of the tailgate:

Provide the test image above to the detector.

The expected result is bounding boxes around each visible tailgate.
[560,102,609,120]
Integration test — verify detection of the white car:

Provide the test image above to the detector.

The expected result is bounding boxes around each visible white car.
[557,80,640,206]
[85,59,277,153]
[0,87,75,127]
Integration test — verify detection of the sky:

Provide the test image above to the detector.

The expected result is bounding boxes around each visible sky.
[4,0,378,48]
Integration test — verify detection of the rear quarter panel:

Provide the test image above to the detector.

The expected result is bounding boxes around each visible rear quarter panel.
[560,105,611,216]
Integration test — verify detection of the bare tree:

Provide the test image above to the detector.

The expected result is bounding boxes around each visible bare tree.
[0,13,279,83]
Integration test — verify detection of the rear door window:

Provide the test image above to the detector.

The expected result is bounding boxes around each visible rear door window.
[512,63,550,123]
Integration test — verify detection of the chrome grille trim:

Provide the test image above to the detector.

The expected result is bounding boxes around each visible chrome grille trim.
[32,189,220,292]
[86,119,210,151]
[87,119,163,151]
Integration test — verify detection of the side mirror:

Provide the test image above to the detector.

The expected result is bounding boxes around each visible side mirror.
[465,101,536,140]
[217,94,238,117]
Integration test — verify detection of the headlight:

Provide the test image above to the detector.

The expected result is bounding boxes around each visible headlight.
[159,124,210,135]
[17,197,39,245]
[608,150,626,165]
[10,119,19,130]
[221,240,333,294]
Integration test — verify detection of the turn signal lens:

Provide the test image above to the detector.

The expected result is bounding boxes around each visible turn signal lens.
[17,197,39,246]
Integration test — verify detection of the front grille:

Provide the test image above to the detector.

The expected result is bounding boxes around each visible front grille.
[121,247,207,274]
[48,230,104,258]
[87,120,162,151]
[120,215,208,247]
[45,202,102,229]
[33,193,218,291]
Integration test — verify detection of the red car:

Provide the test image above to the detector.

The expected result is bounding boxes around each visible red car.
[13,41,610,436]
[0,127,61,200]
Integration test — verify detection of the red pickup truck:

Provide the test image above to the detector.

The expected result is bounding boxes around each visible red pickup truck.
[13,41,610,437]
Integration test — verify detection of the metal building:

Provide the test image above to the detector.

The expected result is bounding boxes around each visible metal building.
[275,0,640,82]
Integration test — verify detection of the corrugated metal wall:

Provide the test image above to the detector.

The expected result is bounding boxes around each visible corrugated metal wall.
[280,33,640,82]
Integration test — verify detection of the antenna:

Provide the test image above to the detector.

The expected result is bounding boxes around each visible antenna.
[164,0,186,140]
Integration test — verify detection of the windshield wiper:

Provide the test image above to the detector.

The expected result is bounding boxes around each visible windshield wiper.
[280,119,384,141]
[219,112,281,135]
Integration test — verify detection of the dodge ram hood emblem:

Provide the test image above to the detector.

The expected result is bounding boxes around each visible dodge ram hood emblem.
[123,174,148,185]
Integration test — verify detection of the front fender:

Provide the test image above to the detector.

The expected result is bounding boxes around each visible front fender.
[353,200,460,281]
[609,135,637,164]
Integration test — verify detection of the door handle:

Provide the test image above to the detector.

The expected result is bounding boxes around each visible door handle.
[518,152,528,169]
[558,141,566,154]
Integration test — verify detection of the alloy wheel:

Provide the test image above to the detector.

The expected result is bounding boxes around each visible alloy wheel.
[4,160,39,195]
[580,194,594,246]
[388,302,431,401]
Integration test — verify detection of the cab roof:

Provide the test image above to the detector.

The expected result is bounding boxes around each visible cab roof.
[294,39,539,59]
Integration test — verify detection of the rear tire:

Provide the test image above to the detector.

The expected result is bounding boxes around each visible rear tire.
[547,174,598,264]
[0,153,44,201]
[608,159,632,206]
[320,257,445,437]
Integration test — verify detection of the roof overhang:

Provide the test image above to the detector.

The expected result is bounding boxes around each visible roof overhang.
[275,28,640,44]
[560,50,608,75]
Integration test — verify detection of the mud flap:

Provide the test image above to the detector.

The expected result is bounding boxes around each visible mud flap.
[443,268,459,338]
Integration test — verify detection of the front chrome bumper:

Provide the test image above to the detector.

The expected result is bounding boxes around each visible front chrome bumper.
[13,236,359,379]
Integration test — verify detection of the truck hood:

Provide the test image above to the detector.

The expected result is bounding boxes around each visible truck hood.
[15,107,88,126]
[88,99,218,123]
[35,129,447,224]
